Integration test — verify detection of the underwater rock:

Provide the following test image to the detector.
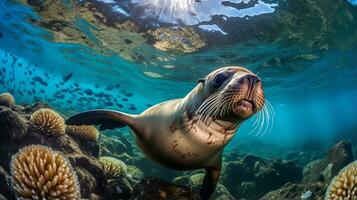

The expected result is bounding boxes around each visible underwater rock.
[133,157,185,182]
[260,182,325,200]
[221,155,302,199]
[302,140,354,184]
[69,155,107,198]
[104,176,133,200]
[326,140,354,176]
[211,184,235,200]
[129,178,200,200]
[0,106,27,142]
[302,159,327,183]
[0,166,15,200]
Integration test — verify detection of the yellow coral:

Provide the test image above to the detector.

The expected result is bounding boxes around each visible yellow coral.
[30,108,65,136]
[189,173,205,187]
[10,145,81,199]
[99,156,127,178]
[0,92,15,107]
[66,125,99,141]
[325,161,357,200]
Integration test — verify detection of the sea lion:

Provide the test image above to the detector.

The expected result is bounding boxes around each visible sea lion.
[66,66,265,199]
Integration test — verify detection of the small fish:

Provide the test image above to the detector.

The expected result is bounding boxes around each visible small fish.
[128,104,137,111]
[33,76,48,86]
[104,101,114,106]
[122,98,128,102]
[18,90,24,96]
[44,73,50,79]
[62,72,73,83]
[73,83,79,87]
[125,92,133,97]
[84,89,93,95]
[105,84,120,91]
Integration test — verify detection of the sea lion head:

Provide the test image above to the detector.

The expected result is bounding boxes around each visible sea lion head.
[196,66,264,124]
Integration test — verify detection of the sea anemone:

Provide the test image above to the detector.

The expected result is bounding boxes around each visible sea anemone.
[10,145,81,199]
[0,92,15,107]
[30,108,65,136]
[99,156,127,178]
[66,125,100,142]
[325,161,357,200]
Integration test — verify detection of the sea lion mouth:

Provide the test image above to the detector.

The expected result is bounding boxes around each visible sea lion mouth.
[233,99,255,119]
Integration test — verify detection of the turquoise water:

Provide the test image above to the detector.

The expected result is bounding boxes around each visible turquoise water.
[0,0,357,198]
[1,0,357,147]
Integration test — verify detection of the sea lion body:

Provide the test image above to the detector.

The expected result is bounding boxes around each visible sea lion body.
[134,97,235,170]
[67,66,265,199]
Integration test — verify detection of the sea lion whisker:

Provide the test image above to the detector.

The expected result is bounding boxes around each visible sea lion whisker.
[255,106,266,136]
[266,99,275,118]
[264,100,275,136]
[261,105,270,136]
[196,96,218,122]
[198,94,221,124]
[247,112,261,135]
[196,92,220,114]
[204,100,222,125]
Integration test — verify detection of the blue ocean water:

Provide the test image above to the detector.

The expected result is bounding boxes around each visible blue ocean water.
[1,0,357,149]
[1,0,357,199]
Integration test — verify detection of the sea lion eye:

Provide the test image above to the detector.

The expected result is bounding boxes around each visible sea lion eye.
[213,72,230,87]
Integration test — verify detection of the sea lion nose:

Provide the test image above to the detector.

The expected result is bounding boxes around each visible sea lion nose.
[242,74,260,85]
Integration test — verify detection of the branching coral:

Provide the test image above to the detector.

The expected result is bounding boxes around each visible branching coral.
[66,125,99,141]
[99,156,127,178]
[325,161,357,200]
[0,92,15,107]
[10,145,81,199]
[30,108,66,136]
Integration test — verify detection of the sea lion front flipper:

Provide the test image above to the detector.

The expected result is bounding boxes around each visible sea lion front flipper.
[66,109,135,130]
[199,167,221,200]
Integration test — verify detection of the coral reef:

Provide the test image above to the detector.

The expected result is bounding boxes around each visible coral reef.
[10,145,80,199]
[99,156,128,179]
[302,141,354,184]
[325,161,357,200]
[0,92,15,107]
[0,166,15,199]
[0,98,355,200]
[0,103,106,199]
[220,155,302,199]
[261,182,326,200]
[66,125,100,142]
[30,108,66,136]
[129,178,200,200]
[148,27,206,53]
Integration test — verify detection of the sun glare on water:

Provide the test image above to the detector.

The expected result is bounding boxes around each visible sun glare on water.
[135,0,196,23]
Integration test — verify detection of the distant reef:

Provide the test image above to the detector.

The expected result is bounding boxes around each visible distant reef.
[15,0,357,65]
[0,92,355,199]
